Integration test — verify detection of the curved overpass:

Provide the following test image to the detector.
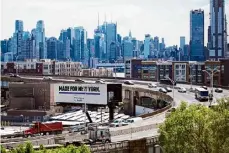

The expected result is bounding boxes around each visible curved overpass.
[1,75,229,149]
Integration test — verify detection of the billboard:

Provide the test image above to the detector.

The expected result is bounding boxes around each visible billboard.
[54,84,107,105]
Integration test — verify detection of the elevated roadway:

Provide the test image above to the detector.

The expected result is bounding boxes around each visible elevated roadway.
[1,75,229,150]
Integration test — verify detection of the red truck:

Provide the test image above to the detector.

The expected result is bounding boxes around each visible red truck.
[24,122,63,136]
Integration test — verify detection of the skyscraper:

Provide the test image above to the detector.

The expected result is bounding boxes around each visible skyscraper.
[144,34,151,59]
[73,27,87,62]
[208,0,227,60]
[105,22,117,61]
[36,20,46,59]
[21,36,36,60]
[94,30,106,60]
[180,36,185,51]
[123,36,133,60]
[47,37,57,60]
[190,9,205,61]
[15,20,23,32]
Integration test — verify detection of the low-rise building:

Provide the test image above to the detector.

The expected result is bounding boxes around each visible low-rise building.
[141,61,157,81]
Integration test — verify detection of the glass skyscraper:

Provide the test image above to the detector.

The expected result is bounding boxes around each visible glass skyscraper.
[190,9,205,61]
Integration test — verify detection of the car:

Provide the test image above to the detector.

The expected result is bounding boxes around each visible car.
[110,119,126,127]
[165,107,176,118]
[95,80,105,84]
[159,88,167,93]
[10,74,20,77]
[202,86,208,90]
[75,78,85,83]
[165,87,172,92]
[148,83,157,88]
[43,76,53,80]
[178,87,186,93]
[124,81,134,85]
[215,88,223,93]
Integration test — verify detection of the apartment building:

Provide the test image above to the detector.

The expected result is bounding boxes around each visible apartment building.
[141,61,157,81]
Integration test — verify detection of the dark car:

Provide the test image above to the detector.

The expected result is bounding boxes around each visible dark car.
[75,78,85,83]
[215,88,223,93]
[159,88,167,93]
[202,86,208,90]
[10,74,19,77]
[124,81,134,85]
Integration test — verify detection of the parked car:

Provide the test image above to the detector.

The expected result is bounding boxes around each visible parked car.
[202,86,208,90]
[215,88,223,93]
[148,83,157,88]
[159,88,167,93]
[165,87,172,92]
[124,81,134,85]
[69,123,85,133]
[178,87,187,93]
[110,119,126,127]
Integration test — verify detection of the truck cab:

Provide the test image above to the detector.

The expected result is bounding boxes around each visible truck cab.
[87,123,111,144]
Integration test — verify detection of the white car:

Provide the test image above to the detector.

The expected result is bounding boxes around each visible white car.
[43,76,53,80]
[148,83,157,88]
[110,119,126,127]
[178,87,186,93]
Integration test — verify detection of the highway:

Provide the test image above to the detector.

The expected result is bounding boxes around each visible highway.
[2,75,229,147]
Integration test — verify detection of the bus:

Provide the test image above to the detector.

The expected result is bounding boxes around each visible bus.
[195,88,209,101]
[160,79,176,86]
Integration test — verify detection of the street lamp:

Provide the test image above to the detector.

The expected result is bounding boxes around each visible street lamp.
[202,66,220,104]
[15,55,20,75]
[165,76,176,107]
[20,114,23,133]
[189,64,195,90]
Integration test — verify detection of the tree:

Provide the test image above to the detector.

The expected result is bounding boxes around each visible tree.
[4,143,91,153]
[159,98,229,153]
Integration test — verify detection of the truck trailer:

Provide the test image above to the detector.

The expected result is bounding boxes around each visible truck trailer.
[24,122,63,136]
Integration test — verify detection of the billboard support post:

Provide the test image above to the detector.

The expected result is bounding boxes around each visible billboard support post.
[108,91,115,122]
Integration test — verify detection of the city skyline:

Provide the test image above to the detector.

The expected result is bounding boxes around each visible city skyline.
[2,0,229,46]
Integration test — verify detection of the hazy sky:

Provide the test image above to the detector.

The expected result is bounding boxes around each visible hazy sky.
[1,0,229,46]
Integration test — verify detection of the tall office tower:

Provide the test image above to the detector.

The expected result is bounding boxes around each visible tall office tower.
[105,22,117,61]
[117,34,122,44]
[180,36,185,51]
[47,37,58,60]
[144,34,151,59]
[36,20,46,59]
[132,38,139,58]
[87,38,95,67]
[94,29,106,60]
[21,36,36,60]
[153,36,159,51]
[23,31,31,40]
[73,27,87,62]
[123,36,133,60]
[59,30,71,61]
[190,9,205,61]
[15,20,23,32]
[208,0,227,60]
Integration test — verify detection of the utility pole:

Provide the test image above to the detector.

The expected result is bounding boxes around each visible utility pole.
[202,66,220,106]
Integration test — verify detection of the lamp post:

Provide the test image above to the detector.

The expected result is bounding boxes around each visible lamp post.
[165,76,176,107]
[202,66,220,98]
[189,64,195,90]
[165,76,182,107]
[16,55,20,75]
[20,114,23,133]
